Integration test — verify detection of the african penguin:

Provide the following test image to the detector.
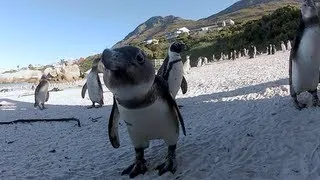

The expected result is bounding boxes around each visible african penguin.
[281,41,286,52]
[287,40,292,51]
[157,41,187,98]
[34,74,50,110]
[272,44,277,54]
[183,55,191,75]
[289,0,320,110]
[81,58,104,108]
[101,46,186,178]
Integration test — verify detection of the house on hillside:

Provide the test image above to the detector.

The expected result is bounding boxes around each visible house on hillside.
[143,38,159,45]
[217,19,235,27]
[165,27,190,42]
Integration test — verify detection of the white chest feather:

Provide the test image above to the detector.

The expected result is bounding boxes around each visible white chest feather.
[292,27,320,93]
[117,98,179,148]
[87,72,102,102]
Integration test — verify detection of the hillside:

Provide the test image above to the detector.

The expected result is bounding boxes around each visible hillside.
[114,0,300,47]
[201,0,300,23]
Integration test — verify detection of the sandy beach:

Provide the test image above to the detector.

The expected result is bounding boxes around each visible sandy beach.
[2,51,320,180]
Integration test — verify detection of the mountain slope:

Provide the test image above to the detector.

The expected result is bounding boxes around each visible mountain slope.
[113,0,301,48]
[113,16,198,48]
[201,0,300,23]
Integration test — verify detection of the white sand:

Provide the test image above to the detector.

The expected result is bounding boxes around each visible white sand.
[1,51,320,180]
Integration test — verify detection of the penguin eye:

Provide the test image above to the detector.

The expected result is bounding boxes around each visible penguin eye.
[136,53,145,64]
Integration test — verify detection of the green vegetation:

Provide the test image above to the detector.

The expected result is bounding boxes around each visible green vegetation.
[184,5,300,63]
[78,54,101,73]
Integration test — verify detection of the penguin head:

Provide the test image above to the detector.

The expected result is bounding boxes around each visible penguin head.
[101,46,155,99]
[169,41,186,54]
[301,0,318,20]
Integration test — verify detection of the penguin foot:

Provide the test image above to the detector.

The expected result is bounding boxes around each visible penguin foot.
[87,106,94,109]
[94,104,103,108]
[312,100,320,107]
[294,102,307,110]
[121,159,147,178]
[156,156,177,176]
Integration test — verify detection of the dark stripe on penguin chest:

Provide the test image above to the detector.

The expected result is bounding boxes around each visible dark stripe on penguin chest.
[116,88,157,109]
[163,59,182,81]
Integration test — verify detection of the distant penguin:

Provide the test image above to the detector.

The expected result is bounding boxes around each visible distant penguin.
[243,48,248,57]
[289,0,320,110]
[197,57,202,67]
[272,44,277,54]
[34,74,50,110]
[281,41,286,52]
[203,57,208,65]
[220,52,224,60]
[81,58,104,108]
[101,46,186,178]
[248,45,257,58]
[183,55,191,74]
[268,44,272,55]
[287,40,292,51]
[232,50,237,60]
[237,50,242,58]
[212,54,216,62]
[157,41,188,98]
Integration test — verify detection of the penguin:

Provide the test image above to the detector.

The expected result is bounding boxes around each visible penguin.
[289,0,320,110]
[157,41,187,98]
[212,54,216,62]
[268,44,272,55]
[220,52,224,60]
[232,50,237,60]
[196,57,202,67]
[101,46,186,178]
[287,40,292,51]
[183,55,191,74]
[281,41,286,52]
[248,45,257,58]
[243,48,248,57]
[272,44,277,54]
[81,58,104,108]
[34,74,50,110]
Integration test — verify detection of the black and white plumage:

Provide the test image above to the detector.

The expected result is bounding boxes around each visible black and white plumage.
[289,0,320,110]
[157,41,187,97]
[101,46,186,178]
[34,75,50,110]
[81,58,104,108]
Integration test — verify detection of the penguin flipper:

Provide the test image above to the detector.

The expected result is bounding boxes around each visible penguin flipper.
[81,82,87,99]
[109,96,120,148]
[156,76,186,136]
[157,56,169,77]
[45,91,49,102]
[181,76,188,94]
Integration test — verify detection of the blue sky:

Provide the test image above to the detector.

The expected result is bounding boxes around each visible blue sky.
[0,0,237,69]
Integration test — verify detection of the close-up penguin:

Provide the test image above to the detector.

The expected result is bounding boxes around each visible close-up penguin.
[101,46,186,178]
[289,0,320,110]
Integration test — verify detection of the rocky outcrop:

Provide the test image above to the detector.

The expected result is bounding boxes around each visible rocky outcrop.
[0,64,81,84]
[0,70,42,83]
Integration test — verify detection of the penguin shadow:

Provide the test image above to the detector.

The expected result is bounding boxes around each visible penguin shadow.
[167,78,320,179]
[0,98,112,127]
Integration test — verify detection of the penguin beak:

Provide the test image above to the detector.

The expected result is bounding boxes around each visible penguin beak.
[101,49,128,71]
